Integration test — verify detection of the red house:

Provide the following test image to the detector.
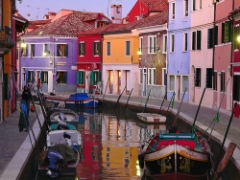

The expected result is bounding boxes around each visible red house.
[123,0,168,23]
[230,4,240,118]
[77,24,121,93]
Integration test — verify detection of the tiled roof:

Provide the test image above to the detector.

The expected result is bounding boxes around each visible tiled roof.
[103,12,168,35]
[23,11,109,37]
[79,23,123,36]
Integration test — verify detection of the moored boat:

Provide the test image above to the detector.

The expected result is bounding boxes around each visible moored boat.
[137,112,166,124]
[49,110,79,123]
[44,92,99,108]
[38,130,82,178]
[139,131,212,180]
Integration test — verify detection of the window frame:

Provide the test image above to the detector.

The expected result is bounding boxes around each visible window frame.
[192,30,201,50]
[107,42,111,56]
[169,75,175,91]
[125,40,131,56]
[148,36,157,54]
[183,32,188,52]
[184,0,188,17]
[56,71,67,84]
[170,2,176,20]
[195,68,201,87]
[79,42,85,56]
[206,68,213,89]
[41,71,48,83]
[170,34,175,53]
[220,72,225,92]
[162,34,167,54]
[57,44,68,57]
[93,41,101,56]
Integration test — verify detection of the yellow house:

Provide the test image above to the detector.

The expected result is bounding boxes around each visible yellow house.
[102,31,139,96]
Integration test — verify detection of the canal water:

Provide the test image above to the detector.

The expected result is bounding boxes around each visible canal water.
[72,104,170,180]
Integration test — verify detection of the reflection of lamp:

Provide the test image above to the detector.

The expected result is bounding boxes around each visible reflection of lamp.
[138,48,142,55]
[237,35,240,43]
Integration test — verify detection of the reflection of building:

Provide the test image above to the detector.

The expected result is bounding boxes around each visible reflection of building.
[101,115,140,177]
[76,113,102,179]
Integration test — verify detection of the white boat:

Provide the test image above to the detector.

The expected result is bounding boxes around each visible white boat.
[137,113,166,123]
[49,109,79,123]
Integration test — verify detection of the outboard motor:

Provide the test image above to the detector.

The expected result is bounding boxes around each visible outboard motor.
[47,150,64,178]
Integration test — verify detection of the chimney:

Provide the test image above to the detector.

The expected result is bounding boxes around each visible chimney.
[111,4,122,24]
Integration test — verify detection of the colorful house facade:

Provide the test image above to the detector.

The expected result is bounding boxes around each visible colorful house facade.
[230,2,240,118]
[190,1,215,107]
[213,0,234,113]
[20,10,110,93]
[133,13,168,98]
[167,0,191,102]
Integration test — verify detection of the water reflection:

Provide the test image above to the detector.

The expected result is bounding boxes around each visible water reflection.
[71,108,167,180]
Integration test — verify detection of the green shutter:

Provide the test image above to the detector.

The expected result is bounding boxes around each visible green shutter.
[90,72,94,85]
[98,71,101,82]
[228,21,232,42]
[222,22,225,43]
[98,42,100,55]
[207,29,213,49]
[192,32,196,50]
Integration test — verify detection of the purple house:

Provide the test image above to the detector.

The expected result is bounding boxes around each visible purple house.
[20,10,111,93]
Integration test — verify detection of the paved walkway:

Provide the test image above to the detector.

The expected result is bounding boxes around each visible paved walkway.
[0,94,239,179]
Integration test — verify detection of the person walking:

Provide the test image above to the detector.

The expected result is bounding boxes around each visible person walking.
[21,85,32,116]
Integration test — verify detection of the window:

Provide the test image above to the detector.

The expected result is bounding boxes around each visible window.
[182,76,188,92]
[213,72,217,91]
[125,41,130,56]
[206,68,213,88]
[21,44,28,56]
[233,25,240,50]
[93,41,100,56]
[184,0,188,16]
[57,44,68,57]
[41,71,48,83]
[207,26,218,49]
[28,71,34,83]
[79,42,85,56]
[90,71,101,85]
[170,2,175,19]
[139,37,143,54]
[43,44,49,56]
[140,68,143,83]
[169,75,175,91]
[148,68,156,85]
[77,71,85,85]
[170,34,175,53]
[162,34,167,54]
[56,71,67,84]
[233,75,240,101]
[195,68,201,87]
[220,72,225,92]
[148,36,156,54]
[192,30,201,50]
[193,0,196,11]
[183,32,188,51]
[222,21,232,43]
[30,44,35,57]
[107,42,111,56]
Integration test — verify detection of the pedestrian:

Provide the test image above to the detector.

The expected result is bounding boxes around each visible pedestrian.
[21,85,32,116]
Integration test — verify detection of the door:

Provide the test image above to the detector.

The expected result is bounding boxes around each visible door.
[48,71,53,92]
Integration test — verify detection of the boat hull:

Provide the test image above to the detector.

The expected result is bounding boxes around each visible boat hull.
[137,113,166,123]
[142,143,210,179]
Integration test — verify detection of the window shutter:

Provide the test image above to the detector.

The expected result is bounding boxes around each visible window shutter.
[214,26,218,45]
[222,22,225,43]
[207,29,213,49]
[192,32,196,50]
[233,76,240,101]
[97,42,100,55]
[98,71,101,82]
[206,68,213,88]
[4,74,8,100]
[228,21,232,42]
[65,44,68,57]
[197,31,201,50]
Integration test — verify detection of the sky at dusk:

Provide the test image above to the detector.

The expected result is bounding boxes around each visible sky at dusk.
[16,0,137,20]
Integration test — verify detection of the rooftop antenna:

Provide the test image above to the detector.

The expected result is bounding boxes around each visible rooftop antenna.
[36,7,40,20]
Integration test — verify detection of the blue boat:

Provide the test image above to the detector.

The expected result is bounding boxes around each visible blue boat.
[44,93,99,108]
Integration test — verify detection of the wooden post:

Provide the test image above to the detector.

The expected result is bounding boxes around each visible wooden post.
[213,142,236,180]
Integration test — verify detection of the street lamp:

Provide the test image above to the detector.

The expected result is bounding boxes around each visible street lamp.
[20,40,26,48]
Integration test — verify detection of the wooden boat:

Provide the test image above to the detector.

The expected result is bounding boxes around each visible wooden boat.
[44,92,99,108]
[49,110,79,123]
[137,112,166,124]
[139,131,212,180]
[38,130,82,178]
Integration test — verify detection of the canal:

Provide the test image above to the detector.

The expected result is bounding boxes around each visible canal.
[31,101,239,180]
[74,103,171,180]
